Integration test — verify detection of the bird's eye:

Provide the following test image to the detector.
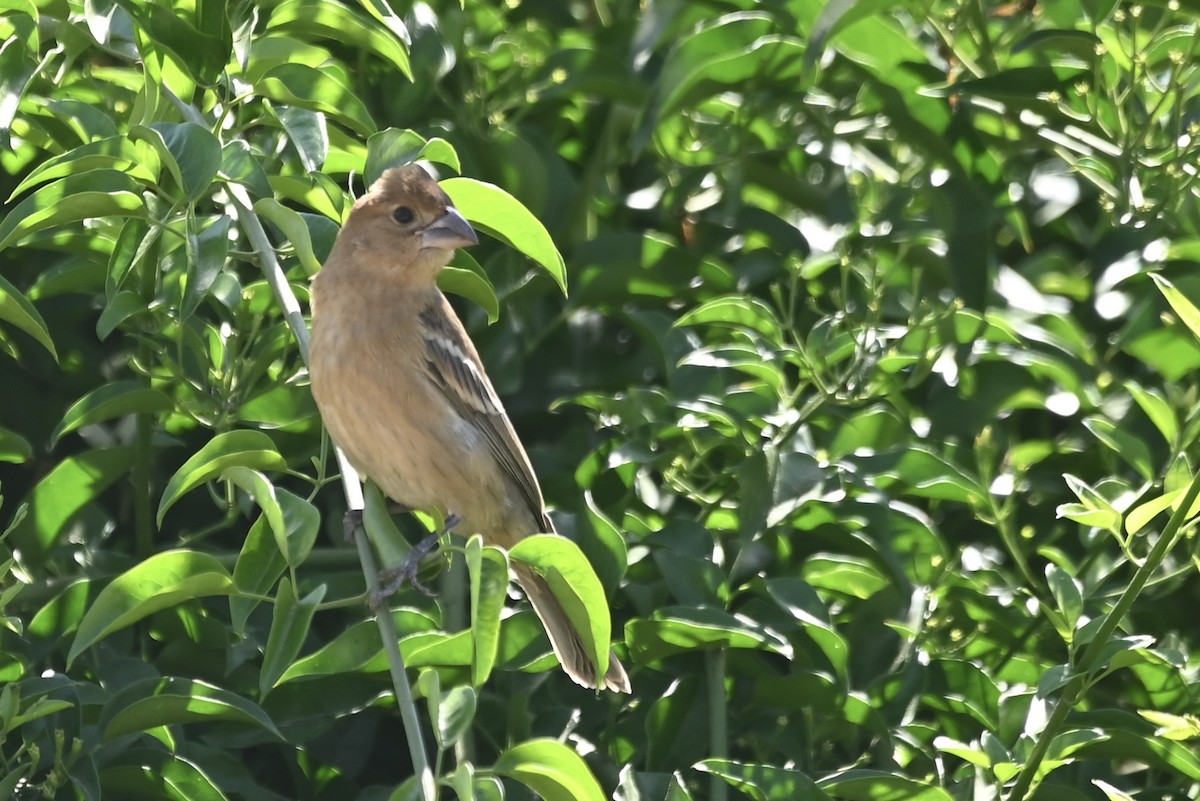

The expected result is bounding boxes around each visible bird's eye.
[392,206,415,224]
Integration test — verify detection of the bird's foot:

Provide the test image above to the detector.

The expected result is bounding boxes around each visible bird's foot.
[368,512,462,609]
[343,508,363,542]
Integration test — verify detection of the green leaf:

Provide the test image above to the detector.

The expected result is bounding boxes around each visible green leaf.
[98,677,281,740]
[818,770,954,801]
[364,129,461,185]
[439,251,498,324]
[466,536,508,686]
[132,122,222,203]
[697,759,833,801]
[0,272,57,360]
[69,550,234,664]
[1045,564,1083,640]
[51,381,173,446]
[1082,416,1155,481]
[626,606,793,661]
[266,0,411,79]
[96,290,147,340]
[9,135,155,197]
[255,63,375,137]
[676,295,783,340]
[182,214,231,318]
[1151,273,1200,345]
[494,738,605,801]
[254,198,323,275]
[261,577,325,696]
[0,426,32,463]
[157,431,288,525]
[230,514,288,634]
[219,140,273,198]
[509,534,611,682]
[435,684,476,751]
[6,447,134,565]
[0,169,144,253]
[276,610,438,683]
[1125,381,1178,446]
[441,177,567,293]
[275,105,328,172]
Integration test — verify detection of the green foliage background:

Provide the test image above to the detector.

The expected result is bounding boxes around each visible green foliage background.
[2,1,1200,800]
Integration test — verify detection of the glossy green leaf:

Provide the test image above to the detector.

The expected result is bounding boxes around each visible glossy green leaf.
[267,0,411,79]
[1083,416,1155,482]
[51,381,173,445]
[98,677,281,740]
[230,514,288,634]
[69,550,234,663]
[255,63,375,136]
[626,606,793,661]
[439,251,498,323]
[0,272,57,360]
[1151,273,1200,345]
[9,135,154,197]
[466,535,508,686]
[182,214,231,318]
[131,122,222,203]
[0,426,32,463]
[157,431,288,525]
[253,197,324,275]
[494,738,605,801]
[818,770,954,801]
[0,169,144,253]
[509,534,610,681]
[697,759,833,801]
[6,447,134,564]
[676,295,783,340]
[441,177,567,293]
[261,577,325,696]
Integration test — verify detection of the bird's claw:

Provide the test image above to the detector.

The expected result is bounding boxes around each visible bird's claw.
[343,508,363,542]
[368,511,460,610]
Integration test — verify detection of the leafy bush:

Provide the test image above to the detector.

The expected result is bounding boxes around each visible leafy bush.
[1,1,1199,800]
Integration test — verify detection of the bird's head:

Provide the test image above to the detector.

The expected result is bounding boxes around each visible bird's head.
[331,164,478,281]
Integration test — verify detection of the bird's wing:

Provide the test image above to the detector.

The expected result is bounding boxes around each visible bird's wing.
[418,295,551,530]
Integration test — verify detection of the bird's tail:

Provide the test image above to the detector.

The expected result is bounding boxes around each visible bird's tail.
[512,562,631,693]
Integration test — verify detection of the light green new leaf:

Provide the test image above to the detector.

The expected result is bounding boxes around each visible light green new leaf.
[157,430,288,525]
[509,534,610,682]
[494,739,605,801]
[466,535,508,686]
[0,272,57,360]
[69,550,234,664]
[0,169,144,253]
[52,381,173,445]
[441,177,567,293]
[1151,273,1200,345]
[439,251,498,323]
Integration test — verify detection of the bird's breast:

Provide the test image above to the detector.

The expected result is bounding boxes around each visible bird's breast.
[309,296,510,535]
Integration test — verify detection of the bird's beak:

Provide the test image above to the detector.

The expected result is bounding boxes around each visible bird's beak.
[421,206,478,250]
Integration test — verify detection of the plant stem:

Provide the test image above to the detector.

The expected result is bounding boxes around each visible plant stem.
[708,648,728,801]
[226,180,435,801]
[1007,474,1200,801]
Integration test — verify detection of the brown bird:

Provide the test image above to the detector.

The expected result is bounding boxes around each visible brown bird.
[309,165,630,693]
